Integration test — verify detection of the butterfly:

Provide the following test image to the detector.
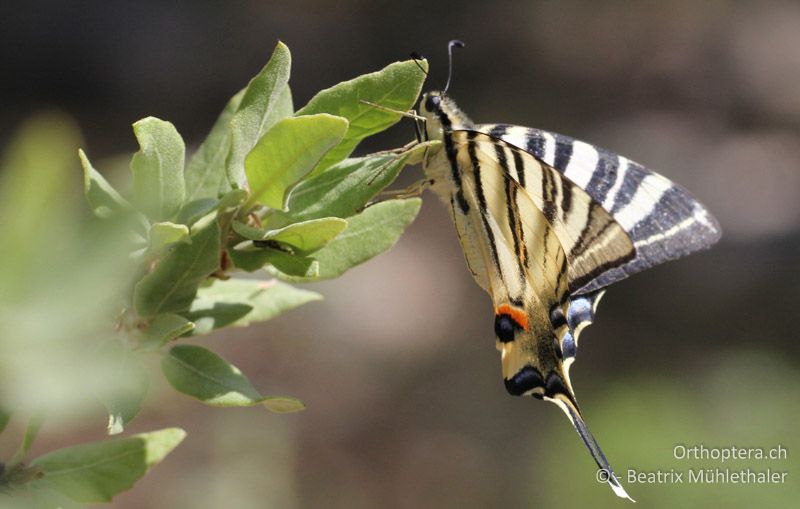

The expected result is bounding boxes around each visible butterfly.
[412,41,721,500]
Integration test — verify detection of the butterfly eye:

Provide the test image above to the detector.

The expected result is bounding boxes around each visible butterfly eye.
[424,94,441,113]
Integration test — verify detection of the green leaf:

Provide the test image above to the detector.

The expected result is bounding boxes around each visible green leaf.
[402,139,441,165]
[103,361,149,435]
[234,217,347,254]
[264,249,319,277]
[11,411,44,464]
[79,149,130,219]
[134,219,220,317]
[0,407,10,434]
[217,188,249,211]
[227,41,292,189]
[244,114,348,210]
[184,89,244,201]
[282,153,407,223]
[139,313,195,351]
[175,197,219,226]
[274,85,294,121]
[131,117,186,221]
[148,222,190,252]
[230,220,272,241]
[0,114,82,279]
[0,486,82,508]
[173,189,245,231]
[184,87,293,201]
[226,248,271,272]
[91,340,151,435]
[162,345,305,414]
[228,247,319,276]
[275,198,421,281]
[296,58,428,174]
[261,396,305,414]
[184,278,321,334]
[162,345,263,407]
[31,428,186,503]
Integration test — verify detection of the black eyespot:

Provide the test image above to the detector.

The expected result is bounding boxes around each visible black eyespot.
[494,314,517,343]
[544,372,570,398]
[549,306,566,328]
[424,94,440,112]
[504,366,545,397]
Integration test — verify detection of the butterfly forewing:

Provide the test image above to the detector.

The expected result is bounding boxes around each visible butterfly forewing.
[476,123,722,294]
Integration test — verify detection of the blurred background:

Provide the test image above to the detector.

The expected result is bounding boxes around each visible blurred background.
[1,1,798,507]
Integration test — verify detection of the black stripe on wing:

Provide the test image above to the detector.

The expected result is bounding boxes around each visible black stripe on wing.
[450,131,570,308]
[459,131,636,296]
[476,123,721,294]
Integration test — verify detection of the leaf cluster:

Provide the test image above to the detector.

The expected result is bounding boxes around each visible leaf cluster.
[1,41,429,504]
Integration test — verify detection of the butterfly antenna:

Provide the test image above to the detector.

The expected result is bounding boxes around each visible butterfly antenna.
[443,40,465,95]
[409,51,429,77]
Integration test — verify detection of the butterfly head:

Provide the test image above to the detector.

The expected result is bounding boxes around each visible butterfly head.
[413,40,472,141]
[418,91,473,142]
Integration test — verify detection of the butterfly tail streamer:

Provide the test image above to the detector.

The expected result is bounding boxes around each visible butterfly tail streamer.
[547,394,635,502]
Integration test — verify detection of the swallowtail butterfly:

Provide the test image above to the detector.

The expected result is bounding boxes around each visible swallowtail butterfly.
[412,41,721,500]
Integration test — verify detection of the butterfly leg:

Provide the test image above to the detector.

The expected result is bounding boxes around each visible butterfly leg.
[358,100,426,121]
[366,140,420,157]
[379,178,432,199]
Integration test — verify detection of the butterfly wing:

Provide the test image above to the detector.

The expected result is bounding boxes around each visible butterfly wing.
[442,129,569,402]
[559,289,605,363]
[445,130,634,500]
[460,131,638,296]
[451,132,629,359]
[447,130,570,309]
[476,124,722,294]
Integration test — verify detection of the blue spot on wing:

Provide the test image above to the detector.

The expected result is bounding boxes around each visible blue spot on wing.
[560,290,605,359]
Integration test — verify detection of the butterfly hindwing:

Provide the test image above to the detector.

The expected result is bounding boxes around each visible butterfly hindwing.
[477,123,722,294]
[556,289,606,363]
[449,131,621,366]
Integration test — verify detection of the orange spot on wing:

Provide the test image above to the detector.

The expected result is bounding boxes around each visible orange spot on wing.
[496,304,529,331]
